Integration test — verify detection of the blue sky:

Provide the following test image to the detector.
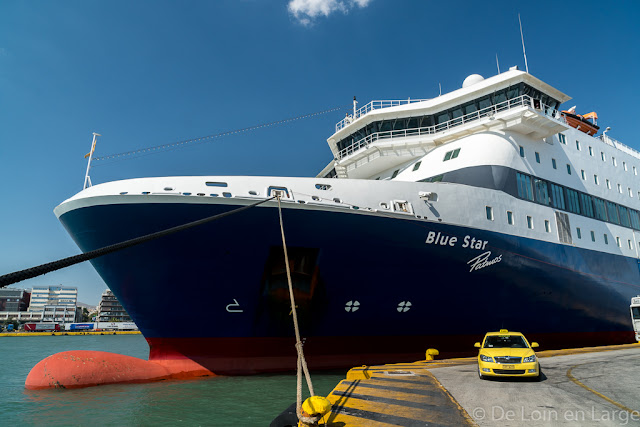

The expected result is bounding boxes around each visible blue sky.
[1,0,638,305]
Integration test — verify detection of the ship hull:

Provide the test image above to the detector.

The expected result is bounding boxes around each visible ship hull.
[58,199,638,374]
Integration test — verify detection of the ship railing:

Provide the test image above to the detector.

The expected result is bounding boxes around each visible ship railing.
[336,98,430,132]
[598,134,640,160]
[336,95,562,160]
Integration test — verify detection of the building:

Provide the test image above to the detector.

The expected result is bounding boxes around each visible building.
[27,286,80,323]
[0,288,31,312]
[97,289,132,322]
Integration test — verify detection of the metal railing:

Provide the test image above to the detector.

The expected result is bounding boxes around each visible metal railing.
[336,98,430,132]
[336,95,562,160]
[598,135,640,160]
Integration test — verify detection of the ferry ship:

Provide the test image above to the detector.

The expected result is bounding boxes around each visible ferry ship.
[54,68,640,374]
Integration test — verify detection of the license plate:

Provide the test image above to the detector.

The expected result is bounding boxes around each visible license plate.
[501,364,515,369]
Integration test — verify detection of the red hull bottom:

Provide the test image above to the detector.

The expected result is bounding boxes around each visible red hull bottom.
[146,331,635,375]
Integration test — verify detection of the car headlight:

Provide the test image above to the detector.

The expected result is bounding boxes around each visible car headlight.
[479,354,494,363]
[523,355,537,363]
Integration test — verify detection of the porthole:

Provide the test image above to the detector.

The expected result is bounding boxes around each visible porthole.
[164,187,174,191]
[142,192,150,195]
[298,200,306,204]
[197,193,205,196]
[206,182,228,187]
[312,196,320,201]
[249,190,258,195]
[223,192,232,198]
[183,192,192,196]
[210,194,219,197]
[120,192,128,195]
[333,198,341,203]
[380,202,389,209]
[315,184,332,191]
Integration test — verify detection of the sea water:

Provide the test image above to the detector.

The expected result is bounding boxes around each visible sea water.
[0,335,344,426]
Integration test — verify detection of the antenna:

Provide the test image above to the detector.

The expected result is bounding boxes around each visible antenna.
[496,53,501,74]
[518,14,529,73]
[353,96,358,119]
[83,132,101,190]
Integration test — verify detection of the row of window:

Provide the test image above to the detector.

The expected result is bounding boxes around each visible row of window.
[560,133,638,175]
[486,206,637,250]
[515,171,640,231]
[336,83,561,153]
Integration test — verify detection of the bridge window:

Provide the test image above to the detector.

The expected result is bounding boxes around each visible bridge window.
[412,161,422,171]
[507,211,514,225]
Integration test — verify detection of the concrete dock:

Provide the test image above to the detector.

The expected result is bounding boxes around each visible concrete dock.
[323,344,640,426]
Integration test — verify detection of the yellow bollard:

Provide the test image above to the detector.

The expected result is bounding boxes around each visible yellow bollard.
[425,348,440,361]
[298,396,332,427]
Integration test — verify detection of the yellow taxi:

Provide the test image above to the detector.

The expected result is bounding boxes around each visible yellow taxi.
[474,329,540,380]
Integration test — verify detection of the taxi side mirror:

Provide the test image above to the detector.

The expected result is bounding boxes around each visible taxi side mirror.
[474,342,481,348]
[531,342,539,348]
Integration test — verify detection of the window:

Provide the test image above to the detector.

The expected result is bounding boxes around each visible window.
[517,172,534,201]
[566,164,571,175]
[601,152,606,162]
[618,184,622,194]
[534,178,549,205]
[591,230,596,242]
[391,169,399,178]
[624,162,628,171]
[606,179,611,190]
[616,236,621,247]
[507,211,514,225]
[612,157,617,167]
[581,170,586,180]
[594,175,599,185]
[576,227,582,239]
[576,140,581,150]
[412,161,422,171]
[593,198,608,221]
[552,158,557,169]
[550,183,565,210]
[443,148,460,161]
[519,146,525,158]
[629,240,633,250]
[544,220,550,233]
[527,216,533,229]
[558,133,566,144]
[634,166,637,176]
[606,201,620,224]
[629,188,633,197]
[565,188,581,214]
[580,193,595,218]
[535,152,540,163]
[589,146,593,156]
[486,206,494,220]
[604,234,609,245]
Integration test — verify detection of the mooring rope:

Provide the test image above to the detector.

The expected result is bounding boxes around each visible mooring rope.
[0,197,275,288]
[276,196,320,426]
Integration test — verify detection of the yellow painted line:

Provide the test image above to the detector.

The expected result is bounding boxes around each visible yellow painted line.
[324,411,398,427]
[566,364,640,416]
[538,342,640,359]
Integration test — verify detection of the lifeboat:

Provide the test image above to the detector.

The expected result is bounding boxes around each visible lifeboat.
[561,107,600,136]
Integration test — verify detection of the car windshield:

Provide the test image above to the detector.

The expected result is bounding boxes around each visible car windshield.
[484,335,528,348]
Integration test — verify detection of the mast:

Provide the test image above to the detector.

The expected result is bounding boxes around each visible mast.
[83,132,101,190]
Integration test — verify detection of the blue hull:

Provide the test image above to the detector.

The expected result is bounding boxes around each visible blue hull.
[59,201,639,373]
